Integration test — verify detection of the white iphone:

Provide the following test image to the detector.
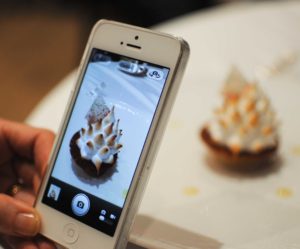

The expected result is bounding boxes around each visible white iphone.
[35,20,189,249]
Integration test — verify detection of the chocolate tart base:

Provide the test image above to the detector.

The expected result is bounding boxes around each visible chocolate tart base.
[70,131,118,177]
[200,127,278,170]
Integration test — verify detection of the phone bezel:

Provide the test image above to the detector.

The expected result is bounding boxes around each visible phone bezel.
[35,20,187,249]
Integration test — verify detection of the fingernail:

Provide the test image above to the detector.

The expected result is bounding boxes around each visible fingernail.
[13,213,40,236]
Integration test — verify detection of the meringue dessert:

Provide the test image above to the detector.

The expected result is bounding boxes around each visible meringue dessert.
[70,106,123,177]
[201,68,279,169]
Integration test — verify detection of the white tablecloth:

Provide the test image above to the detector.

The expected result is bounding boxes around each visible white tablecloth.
[27,1,300,248]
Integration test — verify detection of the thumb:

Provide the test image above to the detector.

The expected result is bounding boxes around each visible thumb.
[0,194,40,237]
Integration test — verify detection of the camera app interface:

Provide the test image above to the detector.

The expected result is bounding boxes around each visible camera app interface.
[42,49,169,236]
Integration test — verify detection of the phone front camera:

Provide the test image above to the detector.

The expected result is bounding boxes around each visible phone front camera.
[120,41,124,45]
[134,35,139,40]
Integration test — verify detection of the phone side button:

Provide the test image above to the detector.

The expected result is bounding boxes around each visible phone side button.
[62,223,79,244]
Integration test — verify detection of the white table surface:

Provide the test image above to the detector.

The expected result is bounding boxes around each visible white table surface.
[26,1,300,249]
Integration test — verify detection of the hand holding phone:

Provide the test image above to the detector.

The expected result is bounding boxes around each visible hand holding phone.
[35,20,189,249]
[0,119,56,249]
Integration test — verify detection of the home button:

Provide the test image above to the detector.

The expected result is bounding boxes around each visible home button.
[62,223,79,244]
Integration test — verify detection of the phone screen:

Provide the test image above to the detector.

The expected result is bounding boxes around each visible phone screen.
[42,48,170,236]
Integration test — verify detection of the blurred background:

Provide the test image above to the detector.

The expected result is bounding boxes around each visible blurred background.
[0,0,277,121]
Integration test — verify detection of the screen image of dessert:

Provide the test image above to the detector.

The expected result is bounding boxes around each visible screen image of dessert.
[50,49,169,208]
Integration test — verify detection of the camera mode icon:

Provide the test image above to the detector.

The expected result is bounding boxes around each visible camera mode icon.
[71,193,90,216]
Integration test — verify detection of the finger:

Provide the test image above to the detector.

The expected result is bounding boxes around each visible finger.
[13,161,42,194]
[14,189,35,207]
[5,235,38,249]
[0,194,40,237]
[13,160,43,194]
[33,174,42,195]
[35,235,57,249]
[0,235,13,249]
[0,162,17,193]
[14,160,37,187]
[0,120,55,177]
[4,235,57,249]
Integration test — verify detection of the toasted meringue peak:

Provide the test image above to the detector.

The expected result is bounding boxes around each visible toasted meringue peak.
[115,144,123,150]
[207,67,278,153]
[88,124,93,136]
[104,123,114,135]
[249,112,259,127]
[262,126,273,136]
[80,128,86,136]
[239,126,248,136]
[95,119,102,130]
[218,119,227,129]
[245,100,256,113]
[92,156,102,173]
[94,133,104,145]
[231,111,241,124]
[106,134,117,146]
[100,146,109,155]
[86,141,94,150]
